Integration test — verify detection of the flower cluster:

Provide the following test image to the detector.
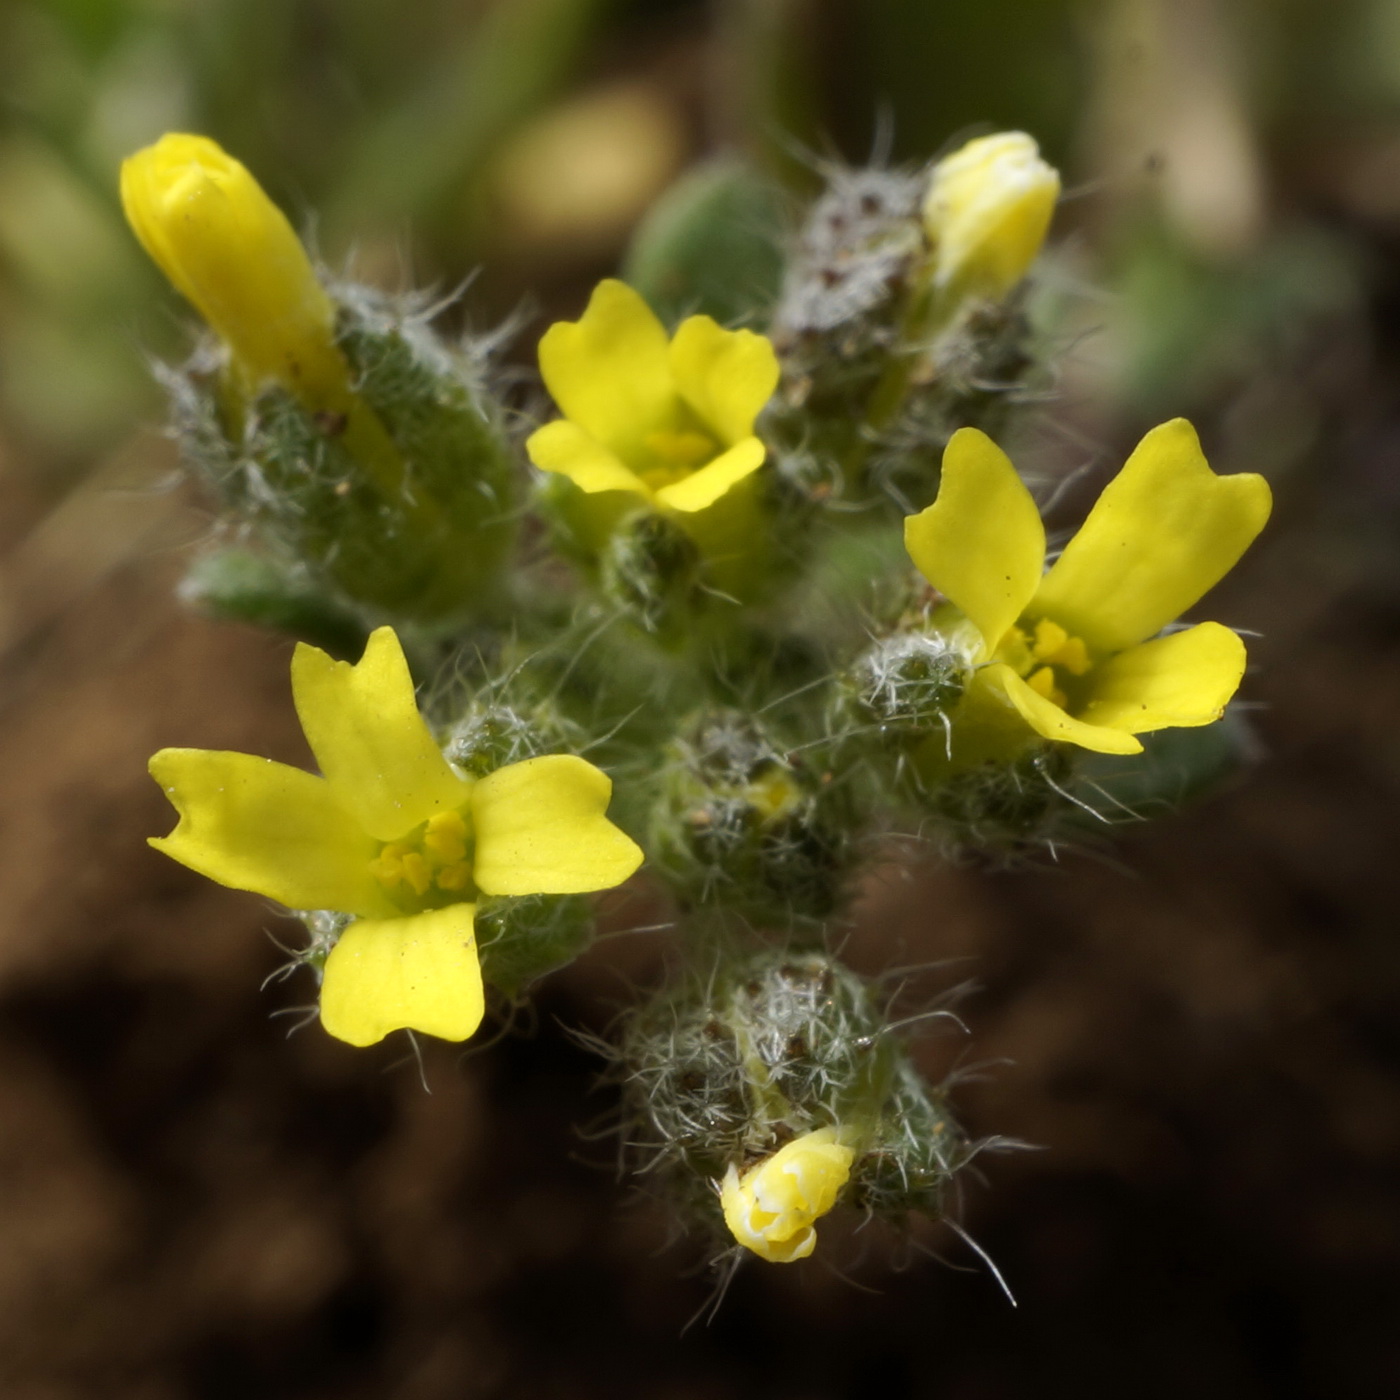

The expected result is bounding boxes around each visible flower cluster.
[128,128,1271,1271]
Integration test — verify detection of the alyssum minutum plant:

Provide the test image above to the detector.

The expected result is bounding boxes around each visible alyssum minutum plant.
[127,131,1270,1271]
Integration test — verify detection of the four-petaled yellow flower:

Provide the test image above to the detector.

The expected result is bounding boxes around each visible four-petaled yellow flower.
[149,627,643,1047]
[121,132,347,404]
[526,279,780,515]
[905,420,1271,756]
[719,1127,854,1263]
[922,131,1061,301]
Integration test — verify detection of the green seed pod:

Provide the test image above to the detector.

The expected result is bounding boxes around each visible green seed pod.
[165,283,517,622]
[619,948,969,1247]
[650,710,850,924]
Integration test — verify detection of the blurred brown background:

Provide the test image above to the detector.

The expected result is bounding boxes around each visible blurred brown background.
[2,0,1400,1395]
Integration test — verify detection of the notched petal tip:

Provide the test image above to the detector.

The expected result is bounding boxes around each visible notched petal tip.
[319,904,484,1048]
[292,627,469,842]
[472,754,643,896]
[904,428,1045,657]
[1035,418,1273,653]
[144,747,388,915]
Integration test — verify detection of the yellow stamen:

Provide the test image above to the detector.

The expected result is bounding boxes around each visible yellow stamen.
[400,852,433,897]
[371,808,476,903]
[369,843,408,887]
[1031,617,1092,676]
[1031,617,1069,660]
[436,861,473,892]
[644,428,717,468]
[1026,665,1067,709]
[423,810,469,863]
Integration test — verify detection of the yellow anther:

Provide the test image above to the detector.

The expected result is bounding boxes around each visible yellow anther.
[436,861,473,892]
[400,852,433,897]
[371,808,475,903]
[423,809,469,864]
[1032,617,1069,660]
[1026,665,1067,709]
[1031,618,1092,676]
[644,428,717,467]
[369,843,408,887]
[1053,635,1092,676]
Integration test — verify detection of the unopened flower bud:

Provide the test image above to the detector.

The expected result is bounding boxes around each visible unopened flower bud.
[650,710,850,922]
[617,949,971,1260]
[720,1127,854,1263]
[121,133,346,404]
[923,132,1060,300]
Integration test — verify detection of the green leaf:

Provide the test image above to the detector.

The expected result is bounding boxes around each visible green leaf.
[624,158,787,327]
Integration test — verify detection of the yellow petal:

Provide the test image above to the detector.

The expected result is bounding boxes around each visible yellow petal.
[149,748,391,916]
[667,314,780,447]
[923,131,1061,298]
[319,904,483,1047]
[525,419,650,497]
[536,279,676,465]
[1034,419,1272,653]
[120,133,344,400]
[653,436,766,513]
[471,755,643,896]
[981,663,1143,755]
[1079,622,1247,733]
[292,627,471,842]
[904,428,1045,657]
[719,1128,854,1264]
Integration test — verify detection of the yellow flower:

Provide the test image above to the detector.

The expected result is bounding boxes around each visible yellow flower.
[904,420,1272,756]
[922,131,1061,300]
[719,1127,854,1263]
[148,627,643,1047]
[526,279,780,514]
[121,133,347,403]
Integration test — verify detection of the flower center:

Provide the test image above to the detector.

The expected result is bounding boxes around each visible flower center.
[995,617,1093,710]
[369,808,475,911]
[638,427,718,490]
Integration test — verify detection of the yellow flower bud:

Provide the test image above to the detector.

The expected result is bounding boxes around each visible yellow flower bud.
[922,132,1060,300]
[719,1127,854,1263]
[121,133,346,402]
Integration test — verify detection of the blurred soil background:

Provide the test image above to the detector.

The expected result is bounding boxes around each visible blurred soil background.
[2,0,1400,1395]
